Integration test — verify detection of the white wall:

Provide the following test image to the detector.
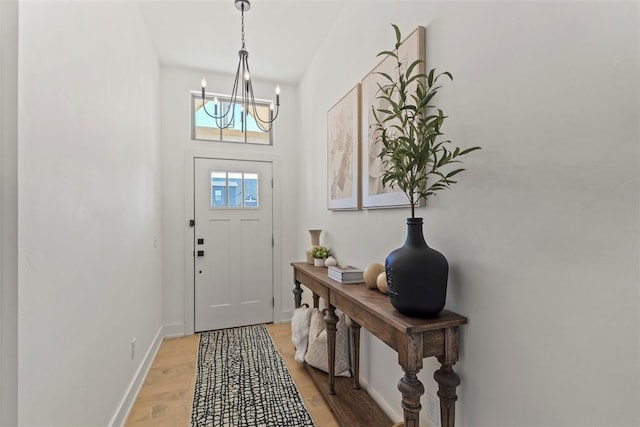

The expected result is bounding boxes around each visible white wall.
[18,2,162,425]
[0,1,18,425]
[298,2,639,426]
[160,65,299,334]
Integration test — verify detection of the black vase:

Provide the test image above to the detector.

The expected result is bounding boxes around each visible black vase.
[385,218,448,318]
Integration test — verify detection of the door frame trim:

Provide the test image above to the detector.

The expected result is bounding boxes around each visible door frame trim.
[183,151,282,336]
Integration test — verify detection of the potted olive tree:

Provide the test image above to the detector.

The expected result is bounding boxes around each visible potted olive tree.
[373,24,480,318]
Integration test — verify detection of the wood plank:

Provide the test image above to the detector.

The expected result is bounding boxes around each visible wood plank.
[304,363,395,427]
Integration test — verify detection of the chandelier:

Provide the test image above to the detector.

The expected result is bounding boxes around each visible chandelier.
[199,0,280,133]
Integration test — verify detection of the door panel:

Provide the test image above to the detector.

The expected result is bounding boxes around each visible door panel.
[194,158,273,331]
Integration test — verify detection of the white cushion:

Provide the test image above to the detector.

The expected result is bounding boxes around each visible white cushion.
[304,308,351,377]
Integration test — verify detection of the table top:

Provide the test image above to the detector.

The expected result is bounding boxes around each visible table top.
[292,262,468,335]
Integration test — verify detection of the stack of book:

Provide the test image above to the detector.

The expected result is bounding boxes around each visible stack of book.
[328,265,364,284]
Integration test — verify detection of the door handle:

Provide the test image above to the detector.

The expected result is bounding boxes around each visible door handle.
[197,250,204,257]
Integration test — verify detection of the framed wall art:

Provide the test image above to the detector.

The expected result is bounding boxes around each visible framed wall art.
[327,84,361,210]
[361,26,425,209]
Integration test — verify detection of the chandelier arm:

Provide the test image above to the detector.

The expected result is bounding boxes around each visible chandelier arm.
[220,59,243,129]
[243,59,277,129]
[242,76,271,132]
[200,58,244,130]
[245,80,278,126]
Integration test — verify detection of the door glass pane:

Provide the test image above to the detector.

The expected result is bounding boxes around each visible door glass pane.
[210,171,260,208]
[244,173,259,207]
[211,172,227,207]
[228,172,243,207]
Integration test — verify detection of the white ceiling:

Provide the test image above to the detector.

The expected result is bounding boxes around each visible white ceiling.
[137,0,347,85]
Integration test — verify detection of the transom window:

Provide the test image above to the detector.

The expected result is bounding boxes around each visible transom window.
[211,171,259,208]
[192,92,272,145]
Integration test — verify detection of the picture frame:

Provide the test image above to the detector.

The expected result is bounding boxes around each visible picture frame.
[327,84,361,210]
[361,26,426,209]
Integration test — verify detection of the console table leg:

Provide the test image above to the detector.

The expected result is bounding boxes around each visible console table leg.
[312,293,319,309]
[324,305,338,395]
[434,358,460,427]
[350,319,361,389]
[293,280,302,308]
[398,372,425,427]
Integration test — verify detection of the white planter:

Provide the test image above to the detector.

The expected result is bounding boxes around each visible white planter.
[313,258,325,267]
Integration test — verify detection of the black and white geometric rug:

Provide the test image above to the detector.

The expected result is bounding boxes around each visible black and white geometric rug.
[190,324,315,427]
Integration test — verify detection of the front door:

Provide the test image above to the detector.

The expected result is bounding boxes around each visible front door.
[194,158,273,331]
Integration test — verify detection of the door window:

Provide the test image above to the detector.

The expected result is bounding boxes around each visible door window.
[210,171,259,208]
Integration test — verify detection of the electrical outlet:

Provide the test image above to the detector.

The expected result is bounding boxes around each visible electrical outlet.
[426,392,440,426]
[131,338,136,359]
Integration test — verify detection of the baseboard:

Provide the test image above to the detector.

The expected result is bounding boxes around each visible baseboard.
[163,322,185,338]
[279,309,294,323]
[108,325,164,427]
[358,375,403,425]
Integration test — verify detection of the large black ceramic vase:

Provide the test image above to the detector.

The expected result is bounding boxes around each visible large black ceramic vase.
[385,218,449,318]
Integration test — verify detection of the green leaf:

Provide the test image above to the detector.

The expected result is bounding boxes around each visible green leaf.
[405,60,422,79]
[392,24,401,46]
[445,168,465,178]
[427,69,435,86]
[459,146,482,155]
[376,50,398,60]
[440,71,453,81]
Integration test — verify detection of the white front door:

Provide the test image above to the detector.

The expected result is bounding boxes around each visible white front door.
[194,158,273,332]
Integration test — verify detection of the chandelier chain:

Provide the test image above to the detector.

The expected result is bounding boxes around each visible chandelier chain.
[241,4,245,49]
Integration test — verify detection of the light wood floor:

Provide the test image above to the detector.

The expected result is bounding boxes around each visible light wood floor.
[125,323,339,427]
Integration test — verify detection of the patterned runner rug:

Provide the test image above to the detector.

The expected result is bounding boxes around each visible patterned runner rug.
[190,324,315,427]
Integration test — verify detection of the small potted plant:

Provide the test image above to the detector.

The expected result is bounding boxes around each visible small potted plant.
[372,24,481,317]
[311,246,331,267]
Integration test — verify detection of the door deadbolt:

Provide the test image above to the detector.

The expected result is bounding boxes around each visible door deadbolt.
[197,250,204,257]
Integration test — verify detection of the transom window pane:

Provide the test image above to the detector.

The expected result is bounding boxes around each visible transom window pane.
[192,92,272,145]
[210,171,260,208]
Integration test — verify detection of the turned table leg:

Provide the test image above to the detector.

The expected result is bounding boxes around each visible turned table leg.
[434,326,461,427]
[434,358,460,427]
[398,371,425,427]
[293,280,302,308]
[350,319,361,389]
[324,305,338,395]
[312,292,319,309]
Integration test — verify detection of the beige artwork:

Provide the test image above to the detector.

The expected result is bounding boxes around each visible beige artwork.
[362,26,425,208]
[366,87,394,196]
[327,84,360,210]
[328,95,354,200]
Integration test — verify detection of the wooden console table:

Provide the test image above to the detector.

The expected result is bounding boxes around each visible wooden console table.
[292,262,467,427]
